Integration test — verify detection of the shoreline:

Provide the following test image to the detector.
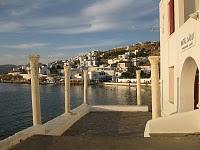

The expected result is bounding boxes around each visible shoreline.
[0,81,151,87]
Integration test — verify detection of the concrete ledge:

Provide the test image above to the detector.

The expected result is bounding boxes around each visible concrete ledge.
[0,125,45,150]
[43,104,90,136]
[144,110,200,137]
[103,82,150,87]
[103,82,136,87]
[90,105,149,112]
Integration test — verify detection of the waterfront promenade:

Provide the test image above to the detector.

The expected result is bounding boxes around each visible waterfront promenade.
[11,112,200,150]
[12,112,151,149]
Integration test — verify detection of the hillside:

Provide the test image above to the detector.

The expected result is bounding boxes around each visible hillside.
[98,41,160,65]
[0,65,17,74]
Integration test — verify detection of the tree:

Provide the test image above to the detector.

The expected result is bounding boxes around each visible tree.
[121,72,132,79]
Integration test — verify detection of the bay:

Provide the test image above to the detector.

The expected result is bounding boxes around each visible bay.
[0,83,151,140]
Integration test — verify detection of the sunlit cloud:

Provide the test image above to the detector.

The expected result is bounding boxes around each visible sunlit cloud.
[2,43,48,49]
[0,0,159,64]
[57,39,126,50]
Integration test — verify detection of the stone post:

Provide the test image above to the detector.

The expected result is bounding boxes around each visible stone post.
[64,65,71,113]
[199,0,200,21]
[83,70,88,105]
[136,70,142,106]
[29,54,41,125]
[199,0,200,13]
[149,56,161,119]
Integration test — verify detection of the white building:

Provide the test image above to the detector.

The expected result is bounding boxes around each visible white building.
[145,0,200,136]
[108,58,120,65]
[88,71,106,80]
[71,68,83,79]
[139,66,151,74]
[117,62,131,72]
[88,66,115,81]
[86,60,98,67]
[39,65,50,76]
[131,58,140,66]
[88,66,115,76]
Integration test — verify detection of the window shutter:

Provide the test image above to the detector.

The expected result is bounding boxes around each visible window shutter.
[169,0,175,35]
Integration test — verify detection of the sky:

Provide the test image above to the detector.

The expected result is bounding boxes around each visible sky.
[0,0,159,65]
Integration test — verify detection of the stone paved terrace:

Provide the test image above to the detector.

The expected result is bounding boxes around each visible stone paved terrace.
[11,112,200,150]
[63,112,151,137]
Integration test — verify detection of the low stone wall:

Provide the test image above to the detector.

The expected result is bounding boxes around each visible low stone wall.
[44,104,90,136]
[90,105,149,112]
[0,125,45,150]
[103,82,150,86]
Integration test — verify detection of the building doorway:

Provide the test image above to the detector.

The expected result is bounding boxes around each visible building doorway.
[180,57,198,112]
[194,69,199,109]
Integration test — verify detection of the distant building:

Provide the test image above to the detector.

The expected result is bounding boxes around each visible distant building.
[88,71,106,81]
[139,66,151,74]
[117,62,131,72]
[88,66,114,81]
[39,65,50,76]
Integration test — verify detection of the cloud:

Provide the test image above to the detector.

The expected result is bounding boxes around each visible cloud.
[57,39,126,50]
[8,0,49,16]
[0,21,21,32]
[2,43,48,49]
[0,0,159,65]
[82,0,133,16]
[0,53,28,65]
[0,0,158,34]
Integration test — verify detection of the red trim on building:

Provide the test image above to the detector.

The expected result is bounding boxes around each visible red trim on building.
[169,0,175,35]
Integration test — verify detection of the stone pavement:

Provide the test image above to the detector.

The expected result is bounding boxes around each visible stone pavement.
[11,112,200,150]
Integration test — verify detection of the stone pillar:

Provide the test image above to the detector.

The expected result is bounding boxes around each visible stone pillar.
[29,54,41,125]
[198,0,200,21]
[136,70,142,106]
[64,65,71,113]
[149,56,161,119]
[83,70,88,105]
[199,0,200,13]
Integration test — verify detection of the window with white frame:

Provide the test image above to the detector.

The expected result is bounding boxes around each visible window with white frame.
[184,0,198,22]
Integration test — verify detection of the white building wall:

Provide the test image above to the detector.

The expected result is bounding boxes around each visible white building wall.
[160,0,200,116]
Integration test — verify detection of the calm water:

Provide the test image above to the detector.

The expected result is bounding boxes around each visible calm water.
[0,83,151,140]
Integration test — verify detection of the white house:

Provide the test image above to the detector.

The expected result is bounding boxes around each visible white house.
[39,65,50,76]
[117,62,131,72]
[88,66,115,81]
[145,0,200,137]
[88,71,106,80]
[108,58,120,65]
[139,66,151,74]
[86,60,98,67]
